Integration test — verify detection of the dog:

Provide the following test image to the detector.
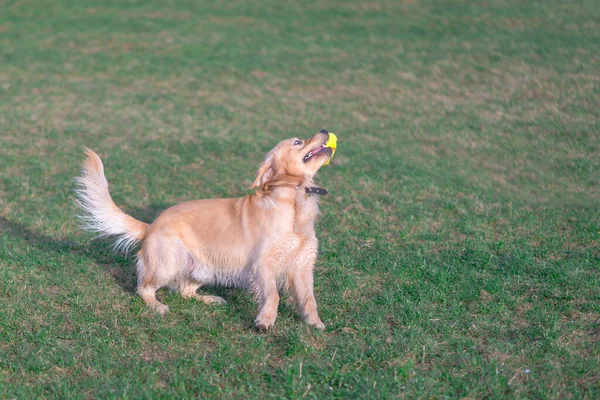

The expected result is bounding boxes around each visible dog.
[75,129,335,330]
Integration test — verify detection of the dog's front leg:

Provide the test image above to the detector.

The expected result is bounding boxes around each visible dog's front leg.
[291,267,325,330]
[254,266,280,331]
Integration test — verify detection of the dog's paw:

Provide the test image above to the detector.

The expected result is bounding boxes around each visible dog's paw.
[203,295,227,305]
[255,314,276,331]
[155,304,170,315]
[305,316,325,330]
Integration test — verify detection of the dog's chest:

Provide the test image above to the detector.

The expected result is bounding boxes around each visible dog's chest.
[293,194,319,233]
[263,230,318,274]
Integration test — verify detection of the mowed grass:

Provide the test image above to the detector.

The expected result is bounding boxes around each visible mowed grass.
[1,0,599,397]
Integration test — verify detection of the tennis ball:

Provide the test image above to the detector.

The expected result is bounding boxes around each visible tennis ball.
[323,133,337,166]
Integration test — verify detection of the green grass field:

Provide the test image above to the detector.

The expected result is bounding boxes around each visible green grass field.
[1,0,599,398]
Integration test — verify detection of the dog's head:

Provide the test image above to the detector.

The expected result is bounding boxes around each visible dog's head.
[250,129,333,189]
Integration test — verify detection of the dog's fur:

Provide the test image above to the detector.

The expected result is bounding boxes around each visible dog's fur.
[75,130,334,330]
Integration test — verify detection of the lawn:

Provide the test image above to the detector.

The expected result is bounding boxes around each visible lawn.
[0,0,598,398]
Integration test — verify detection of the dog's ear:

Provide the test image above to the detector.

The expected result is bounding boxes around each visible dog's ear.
[250,157,275,189]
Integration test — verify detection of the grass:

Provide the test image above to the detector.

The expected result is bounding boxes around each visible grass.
[0,0,598,397]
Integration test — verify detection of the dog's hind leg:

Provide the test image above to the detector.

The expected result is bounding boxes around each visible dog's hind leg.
[136,251,170,315]
[138,284,169,315]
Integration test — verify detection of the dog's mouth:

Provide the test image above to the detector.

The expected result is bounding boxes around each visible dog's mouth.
[303,144,333,162]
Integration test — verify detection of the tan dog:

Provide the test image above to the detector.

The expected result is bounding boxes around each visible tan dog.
[75,130,334,330]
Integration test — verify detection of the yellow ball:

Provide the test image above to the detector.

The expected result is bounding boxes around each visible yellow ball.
[323,132,337,166]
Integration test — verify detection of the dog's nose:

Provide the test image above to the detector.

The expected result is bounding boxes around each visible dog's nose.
[319,129,328,134]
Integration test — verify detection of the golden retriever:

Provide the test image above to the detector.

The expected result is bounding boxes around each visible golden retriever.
[75,129,335,330]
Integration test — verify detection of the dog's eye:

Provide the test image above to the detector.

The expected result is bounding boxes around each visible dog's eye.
[293,140,302,146]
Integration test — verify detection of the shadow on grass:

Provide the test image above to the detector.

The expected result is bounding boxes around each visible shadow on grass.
[0,204,238,303]
[0,204,170,294]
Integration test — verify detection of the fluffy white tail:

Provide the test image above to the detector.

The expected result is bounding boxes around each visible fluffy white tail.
[74,148,149,253]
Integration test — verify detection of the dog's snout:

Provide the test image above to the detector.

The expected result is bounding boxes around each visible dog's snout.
[319,129,328,134]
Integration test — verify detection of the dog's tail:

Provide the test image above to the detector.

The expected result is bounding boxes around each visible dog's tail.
[74,148,149,253]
